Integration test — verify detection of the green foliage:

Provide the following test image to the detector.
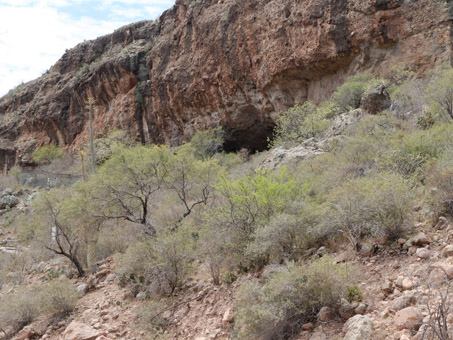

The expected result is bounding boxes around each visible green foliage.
[427,166,453,217]
[0,278,79,335]
[8,166,22,183]
[137,300,170,334]
[0,251,30,286]
[382,124,453,180]
[271,101,330,147]
[246,202,320,263]
[189,126,224,160]
[88,144,222,233]
[425,63,453,120]
[116,228,194,296]
[215,168,295,245]
[32,145,64,164]
[346,285,363,303]
[234,256,353,340]
[331,73,377,113]
[324,173,412,249]
[38,277,80,315]
[31,187,94,276]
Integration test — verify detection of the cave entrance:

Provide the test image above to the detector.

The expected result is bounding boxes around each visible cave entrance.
[222,121,275,153]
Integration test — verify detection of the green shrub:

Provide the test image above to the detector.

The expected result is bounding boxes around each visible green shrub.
[116,229,193,296]
[38,277,80,315]
[189,126,224,160]
[213,168,296,264]
[323,173,412,250]
[427,167,453,217]
[32,145,64,164]
[382,124,453,180]
[234,256,353,340]
[270,101,330,147]
[331,73,377,113]
[136,300,170,334]
[0,286,41,334]
[425,63,453,120]
[246,203,319,263]
[0,278,79,335]
[345,285,363,303]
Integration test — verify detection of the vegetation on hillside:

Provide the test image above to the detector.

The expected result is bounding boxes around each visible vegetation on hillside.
[1,63,453,340]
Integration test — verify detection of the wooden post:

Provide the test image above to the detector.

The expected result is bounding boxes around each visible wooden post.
[87,97,96,174]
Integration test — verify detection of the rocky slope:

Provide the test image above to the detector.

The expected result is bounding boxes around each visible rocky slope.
[0,0,451,169]
[3,199,453,340]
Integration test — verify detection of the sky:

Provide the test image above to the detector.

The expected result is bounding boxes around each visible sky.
[0,0,175,96]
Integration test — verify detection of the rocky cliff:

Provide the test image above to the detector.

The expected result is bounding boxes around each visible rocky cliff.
[0,0,451,169]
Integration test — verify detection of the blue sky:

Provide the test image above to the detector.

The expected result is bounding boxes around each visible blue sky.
[0,0,175,96]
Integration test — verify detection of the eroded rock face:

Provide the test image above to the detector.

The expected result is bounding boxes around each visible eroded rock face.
[0,0,451,168]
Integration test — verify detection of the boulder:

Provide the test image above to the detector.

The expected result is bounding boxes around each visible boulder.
[310,330,327,340]
[360,85,391,115]
[441,245,453,258]
[1,188,13,196]
[63,321,99,340]
[409,233,431,247]
[339,299,355,319]
[104,273,117,283]
[302,322,315,331]
[394,307,423,330]
[391,294,416,311]
[222,308,234,323]
[416,248,430,259]
[430,262,453,280]
[136,291,147,301]
[382,281,393,295]
[318,306,335,322]
[343,315,374,340]
[0,195,19,209]
[354,303,367,315]
[76,284,89,295]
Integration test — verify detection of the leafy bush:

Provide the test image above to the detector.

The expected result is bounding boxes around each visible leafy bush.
[0,251,31,286]
[137,300,170,334]
[425,63,453,120]
[323,173,412,250]
[346,285,363,303]
[189,126,224,160]
[246,202,319,263]
[38,277,80,315]
[213,168,296,264]
[0,286,41,334]
[382,124,453,180]
[234,256,353,340]
[0,278,79,335]
[331,73,377,113]
[427,167,453,217]
[32,145,64,164]
[271,101,330,147]
[116,229,194,296]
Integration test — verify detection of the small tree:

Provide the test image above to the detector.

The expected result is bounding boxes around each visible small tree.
[331,73,377,113]
[271,101,330,147]
[324,173,412,250]
[234,257,353,340]
[32,145,64,164]
[166,148,222,224]
[190,126,224,160]
[88,145,171,235]
[425,63,453,120]
[32,188,85,276]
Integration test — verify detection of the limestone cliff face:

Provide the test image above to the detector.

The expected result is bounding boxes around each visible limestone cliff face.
[0,0,451,169]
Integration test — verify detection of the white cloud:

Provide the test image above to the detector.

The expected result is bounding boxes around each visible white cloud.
[0,0,174,96]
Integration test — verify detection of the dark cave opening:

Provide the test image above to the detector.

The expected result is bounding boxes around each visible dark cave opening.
[222,122,275,153]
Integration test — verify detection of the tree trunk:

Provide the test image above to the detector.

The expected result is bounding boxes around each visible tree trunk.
[86,223,101,273]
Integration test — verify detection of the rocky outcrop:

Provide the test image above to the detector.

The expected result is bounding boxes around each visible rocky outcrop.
[0,0,451,169]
